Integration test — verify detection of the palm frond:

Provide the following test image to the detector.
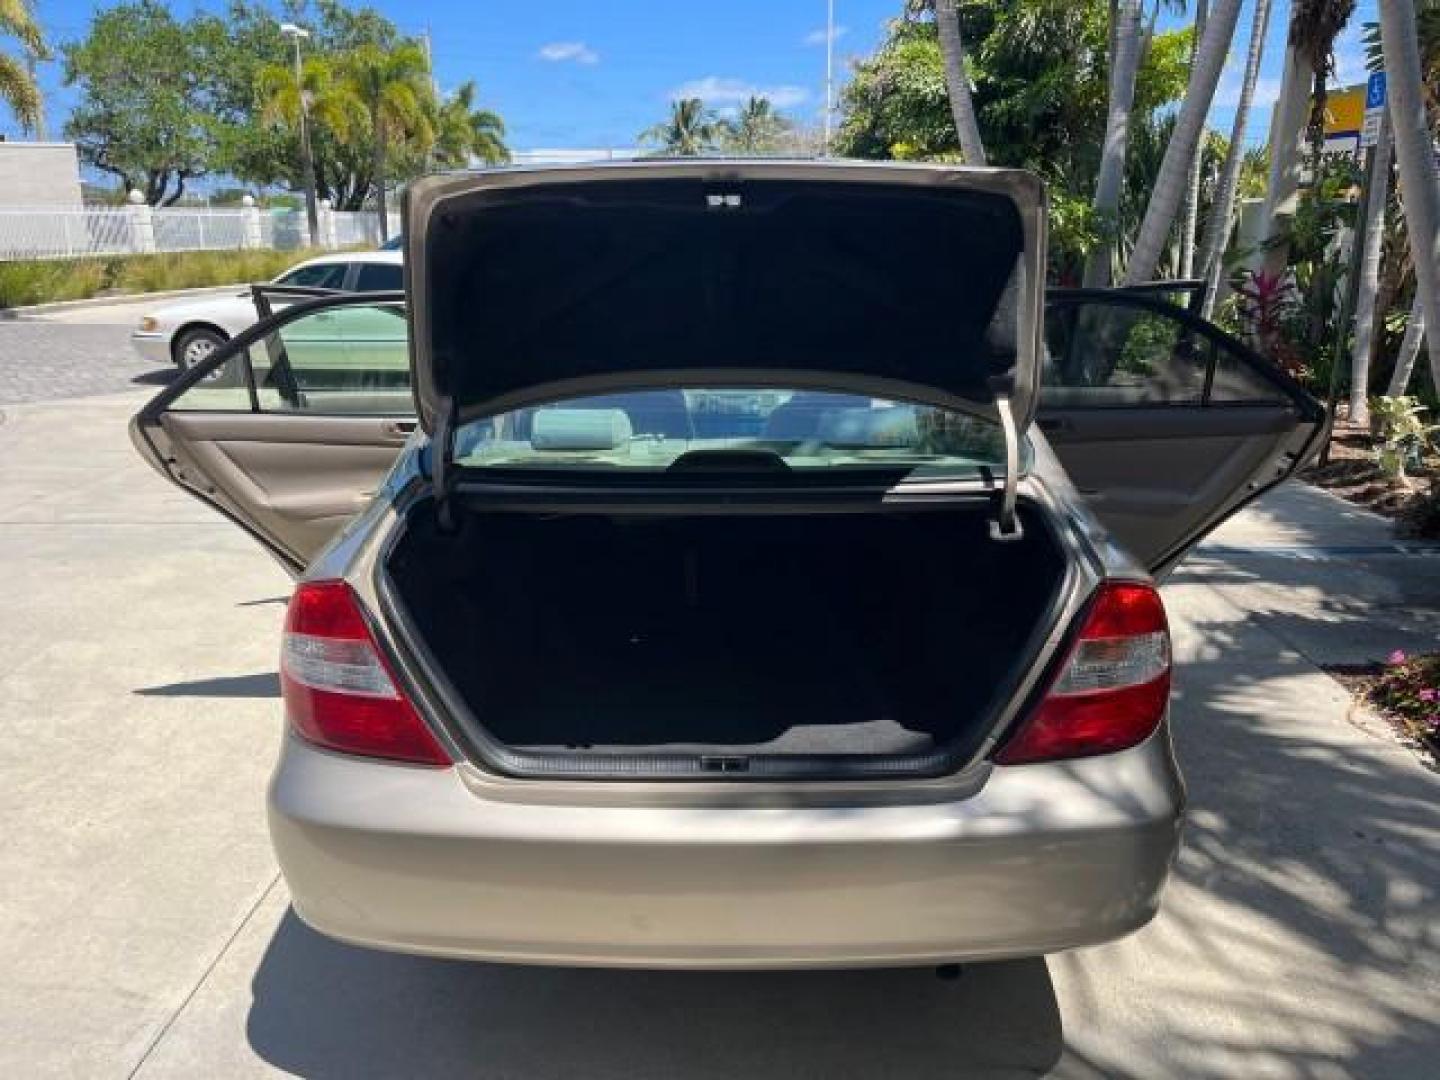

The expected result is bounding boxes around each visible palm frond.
[0,50,41,129]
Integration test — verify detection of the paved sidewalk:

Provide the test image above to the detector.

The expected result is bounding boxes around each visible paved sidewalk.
[0,390,1436,1078]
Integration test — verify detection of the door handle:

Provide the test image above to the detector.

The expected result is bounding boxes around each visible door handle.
[380,420,417,441]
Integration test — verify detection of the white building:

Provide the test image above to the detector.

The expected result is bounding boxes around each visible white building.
[0,142,83,207]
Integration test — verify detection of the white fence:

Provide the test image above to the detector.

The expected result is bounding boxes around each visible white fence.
[0,205,400,261]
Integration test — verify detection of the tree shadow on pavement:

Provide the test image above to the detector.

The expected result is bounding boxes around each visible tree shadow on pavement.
[245,913,1061,1079]
[1052,597,1440,1077]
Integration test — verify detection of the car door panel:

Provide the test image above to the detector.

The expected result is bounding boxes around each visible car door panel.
[132,292,411,575]
[1041,291,1324,575]
[155,412,406,566]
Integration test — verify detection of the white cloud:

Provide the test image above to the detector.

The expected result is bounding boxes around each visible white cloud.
[537,41,598,64]
[803,25,848,46]
[669,76,809,109]
[1331,23,1370,89]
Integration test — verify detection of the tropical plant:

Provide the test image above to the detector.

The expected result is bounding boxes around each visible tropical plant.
[0,0,45,132]
[1197,0,1273,318]
[1386,295,1429,395]
[1362,2,1440,108]
[931,0,986,163]
[1179,0,1209,277]
[1082,0,1143,287]
[338,41,434,240]
[256,52,364,155]
[1369,395,1437,482]
[1261,0,1357,276]
[1347,111,1393,423]
[1230,268,1306,373]
[433,80,509,167]
[1370,650,1440,745]
[835,2,1189,277]
[1380,0,1440,402]
[1292,0,1359,178]
[1122,0,1243,285]
[719,96,791,154]
[640,98,717,156]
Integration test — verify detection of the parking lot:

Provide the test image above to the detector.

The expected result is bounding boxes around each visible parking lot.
[2,308,1439,1077]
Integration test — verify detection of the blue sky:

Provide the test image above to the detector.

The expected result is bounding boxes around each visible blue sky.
[9,0,1378,165]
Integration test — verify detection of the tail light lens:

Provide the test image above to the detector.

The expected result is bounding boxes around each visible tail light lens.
[280,580,450,766]
[994,581,1170,766]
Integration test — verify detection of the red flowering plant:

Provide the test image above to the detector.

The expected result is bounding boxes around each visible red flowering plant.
[1369,650,1440,755]
[1230,269,1308,378]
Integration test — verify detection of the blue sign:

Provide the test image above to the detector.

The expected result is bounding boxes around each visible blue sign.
[1366,72,1387,110]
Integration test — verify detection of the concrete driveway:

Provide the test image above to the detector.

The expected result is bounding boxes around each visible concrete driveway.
[1,371,1437,1076]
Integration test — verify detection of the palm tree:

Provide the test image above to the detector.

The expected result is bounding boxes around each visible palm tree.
[0,0,46,133]
[339,42,435,241]
[1379,0,1440,399]
[1345,114,1393,423]
[1260,0,1356,277]
[1083,0,1144,287]
[720,96,791,155]
[1197,0,1274,318]
[257,53,365,157]
[640,98,717,156]
[933,0,986,164]
[1122,0,1243,285]
[1294,0,1358,185]
[1179,0,1210,278]
[434,81,508,167]
[1384,294,1429,395]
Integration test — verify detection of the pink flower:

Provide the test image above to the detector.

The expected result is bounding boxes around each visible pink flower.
[1421,689,1439,703]
[1387,650,1408,665]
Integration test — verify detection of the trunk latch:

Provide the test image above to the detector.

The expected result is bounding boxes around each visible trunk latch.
[700,755,751,774]
[989,386,1023,542]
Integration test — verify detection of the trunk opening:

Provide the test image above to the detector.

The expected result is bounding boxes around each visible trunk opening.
[384,497,1069,779]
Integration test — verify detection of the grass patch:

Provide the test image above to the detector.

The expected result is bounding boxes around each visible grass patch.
[0,249,341,309]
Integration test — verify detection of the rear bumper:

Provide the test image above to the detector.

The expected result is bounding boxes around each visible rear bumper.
[269,731,1184,969]
[130,330,170,367]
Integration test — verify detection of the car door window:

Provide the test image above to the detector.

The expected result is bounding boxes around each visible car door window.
[168,301,412,416]
[1039,292,1323,574]
[275,263,349,289]
[1043,295,1290,407]
[354,262,403,292]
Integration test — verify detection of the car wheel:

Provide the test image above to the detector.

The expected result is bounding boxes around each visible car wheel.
[174,327,228,376]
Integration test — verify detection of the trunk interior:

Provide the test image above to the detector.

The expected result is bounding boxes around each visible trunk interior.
[385,499,1068,777]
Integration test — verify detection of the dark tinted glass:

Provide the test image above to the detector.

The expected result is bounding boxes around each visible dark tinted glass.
[355,262,404,291]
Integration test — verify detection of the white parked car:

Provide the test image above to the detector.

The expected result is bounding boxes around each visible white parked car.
[130,250,404,372]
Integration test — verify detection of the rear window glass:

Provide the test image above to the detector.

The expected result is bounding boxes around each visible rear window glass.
[354,263,403,291]
[454,389,1025,479]
[275,262,348,289]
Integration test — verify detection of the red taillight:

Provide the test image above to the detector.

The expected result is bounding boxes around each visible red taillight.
[995,581,1171,766]
[280,580,450,767]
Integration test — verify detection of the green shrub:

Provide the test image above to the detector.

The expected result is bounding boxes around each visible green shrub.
[0,248,342,309]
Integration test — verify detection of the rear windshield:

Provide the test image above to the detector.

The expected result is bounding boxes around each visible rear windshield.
[453,388,1024,479]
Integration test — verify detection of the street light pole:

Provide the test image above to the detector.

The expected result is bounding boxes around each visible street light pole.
[822,0,835,156]
[281,23,320,246]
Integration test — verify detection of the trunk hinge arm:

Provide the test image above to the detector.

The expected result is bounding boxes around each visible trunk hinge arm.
[989,385,1023,542]
[431,396,460,534]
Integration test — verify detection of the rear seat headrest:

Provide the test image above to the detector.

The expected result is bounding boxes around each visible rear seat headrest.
[818,406,919,448]
[530,408,633,451]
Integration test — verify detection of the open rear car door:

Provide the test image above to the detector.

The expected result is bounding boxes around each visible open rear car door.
[129,290,412,574]
[1040,288,1326,575]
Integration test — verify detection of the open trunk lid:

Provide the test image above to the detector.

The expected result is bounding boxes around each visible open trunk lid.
[403,161,1047,437]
